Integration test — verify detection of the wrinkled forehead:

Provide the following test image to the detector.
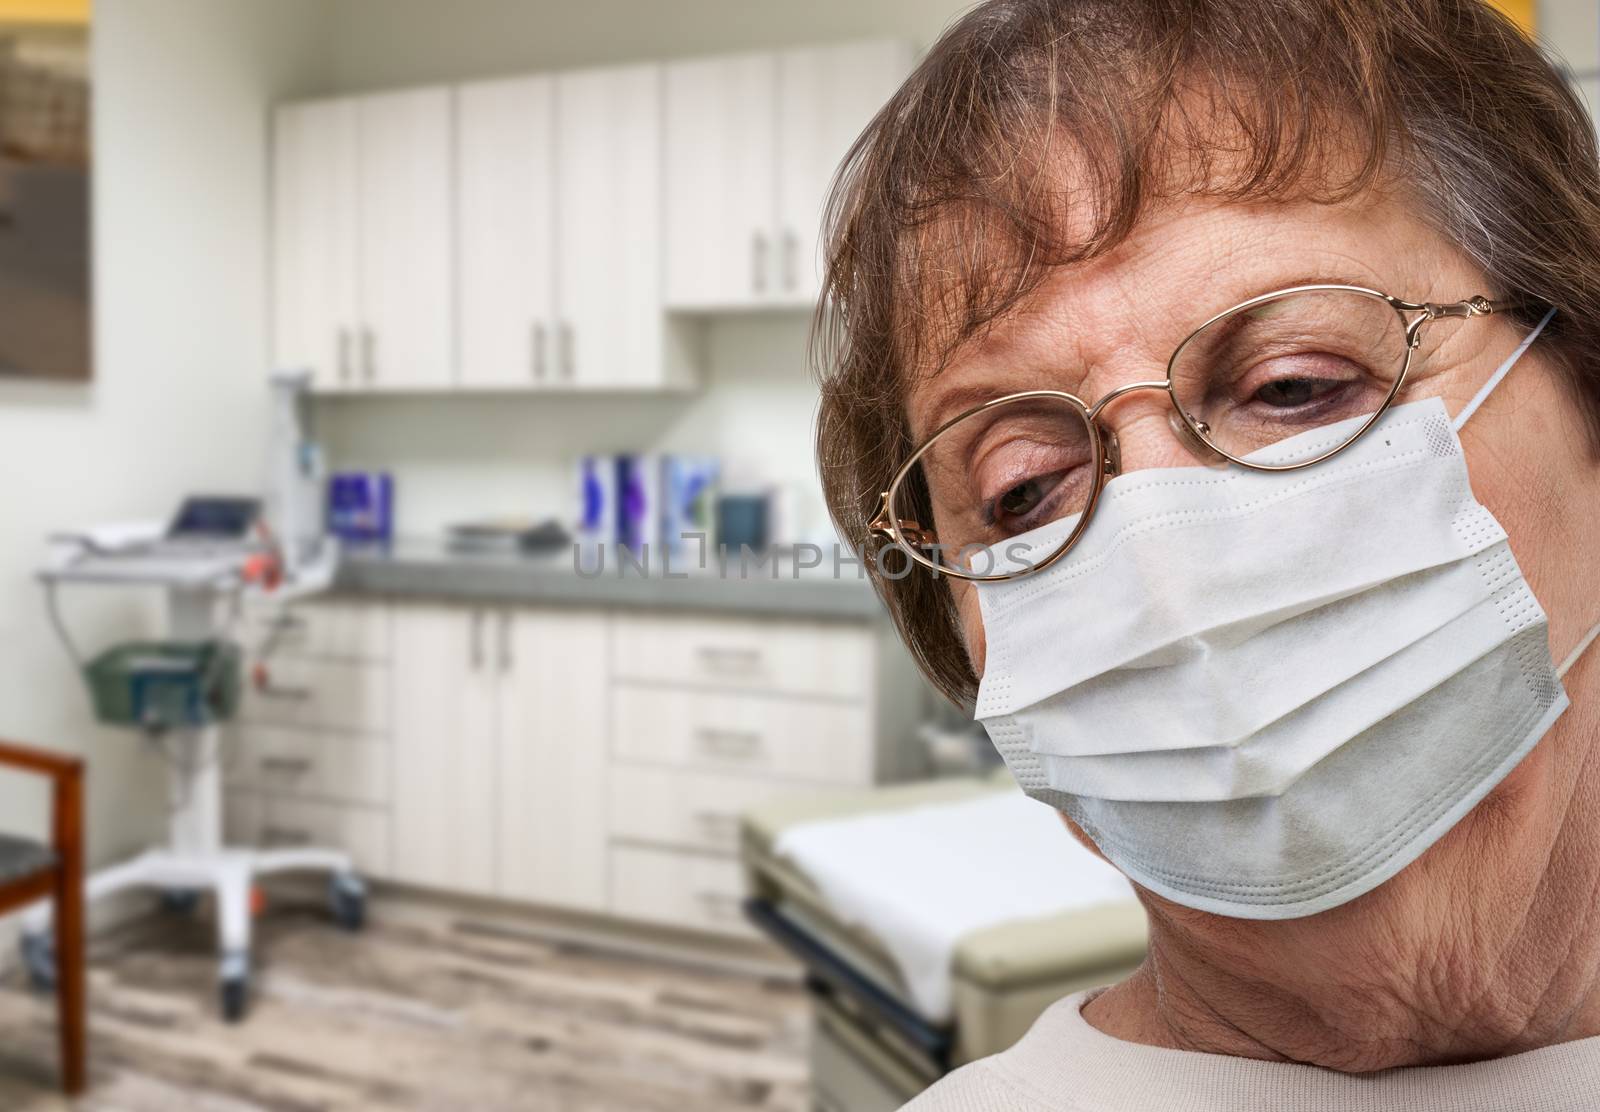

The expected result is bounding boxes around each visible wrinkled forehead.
[878,80,1404,412]
[897,184,1422,445]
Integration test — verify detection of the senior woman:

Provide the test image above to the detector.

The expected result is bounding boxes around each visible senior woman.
[816,0,1600,1108]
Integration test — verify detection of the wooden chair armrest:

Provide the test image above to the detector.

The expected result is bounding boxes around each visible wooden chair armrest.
[0,740,84,860]
[0,739,83,783]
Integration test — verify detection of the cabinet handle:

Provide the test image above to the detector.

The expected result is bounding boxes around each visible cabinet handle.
[695,890,744,920]
[470,610,485,672]
[361,326,376,382]
[782,229,799,292]
[260,757,313,776]
[695,727,764,757]
[262,826,313,847]
[692,810,741,842]
[498,611,513,673]
[258,683,314,702]
[694,645,763,673]
[559,322,575,381]
[532,321,547,381]
[751,231,768,295]
[337,327,352,383]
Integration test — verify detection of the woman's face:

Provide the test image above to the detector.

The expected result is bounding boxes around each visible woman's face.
[910,190,1600,1007]
[908,190,1597,686]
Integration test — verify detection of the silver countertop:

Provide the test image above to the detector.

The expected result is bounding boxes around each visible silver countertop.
[332,539,887,621]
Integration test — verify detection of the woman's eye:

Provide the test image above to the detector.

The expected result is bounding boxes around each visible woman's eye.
[998,476,1056,518]
[984,469,1072,533]
[1252,376,1344,408]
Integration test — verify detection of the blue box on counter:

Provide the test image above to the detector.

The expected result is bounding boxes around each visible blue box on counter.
[576,454,720,558]
[328,471,393,543]
[662,456,719,556]
[616,453,661,553]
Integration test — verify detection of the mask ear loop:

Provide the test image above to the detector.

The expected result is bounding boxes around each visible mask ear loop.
[1441,305,1596,681]
[1451,305,1559,431]
[1558,621,1600,680]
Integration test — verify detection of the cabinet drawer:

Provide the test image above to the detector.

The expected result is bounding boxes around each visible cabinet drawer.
[239,657,390,734]
[609,844,755,938]
[244,600,390,662]
[609,766,827,853]
[226,791,391,877]
[226,727,390,807]
[612,614,872,698]
[612,685,874,784]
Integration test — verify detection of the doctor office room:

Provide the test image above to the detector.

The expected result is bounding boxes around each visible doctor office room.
[0,0,1595,1109]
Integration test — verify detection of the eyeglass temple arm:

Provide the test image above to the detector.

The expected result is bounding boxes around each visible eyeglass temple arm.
[868,492,936,548]
[1392,294,1543,317]
[1393,294,1549,345]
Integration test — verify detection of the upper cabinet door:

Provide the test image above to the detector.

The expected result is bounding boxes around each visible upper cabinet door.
[457,76,557,391]
[272,99,359,391]
[777,42,914,305]
[356,87,454,391]
[555,64,664,389]
[663,53,778,311]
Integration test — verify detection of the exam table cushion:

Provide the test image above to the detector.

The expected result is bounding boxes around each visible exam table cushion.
[750,779,1143,1023]
[0,833,56,884]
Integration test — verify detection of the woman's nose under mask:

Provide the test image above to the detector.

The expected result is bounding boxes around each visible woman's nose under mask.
[974,307,1600,919]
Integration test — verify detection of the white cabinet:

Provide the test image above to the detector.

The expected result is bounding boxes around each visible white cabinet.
[664,40,913,310]
[497,609,609,911]
[274,41,905,390]
[604,613,912,938]
[454,63,689,391]
[555,64,686,389]
[236,598,921,941]
[392,605,498,895]
[775,42,915,303]
[271,87,454,392]
[457,75,558,390]
[230,598,395,877]
[272,98,358,392]
[391,603,610,912]
[663,53,778,310]
[356,88,454,390]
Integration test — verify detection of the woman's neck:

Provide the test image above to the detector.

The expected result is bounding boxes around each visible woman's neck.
[1080,717,1600,1072]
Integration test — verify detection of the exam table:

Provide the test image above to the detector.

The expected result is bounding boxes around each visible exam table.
[741,775,1149,1112]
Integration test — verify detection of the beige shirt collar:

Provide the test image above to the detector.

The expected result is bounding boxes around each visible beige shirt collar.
[976,989,1600,1111]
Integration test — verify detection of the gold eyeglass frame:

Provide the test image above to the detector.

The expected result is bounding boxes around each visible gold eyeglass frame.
[869,283,1528,582]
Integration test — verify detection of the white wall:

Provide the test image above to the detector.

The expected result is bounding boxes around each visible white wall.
[0,0,329,869]
[1539,0,1600,126]
[305,0,975,543]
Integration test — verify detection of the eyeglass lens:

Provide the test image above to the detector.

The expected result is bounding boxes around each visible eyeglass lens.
[1171,288,1408,465]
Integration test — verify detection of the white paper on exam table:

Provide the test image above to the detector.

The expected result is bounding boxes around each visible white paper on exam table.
[772,788,1136,1022]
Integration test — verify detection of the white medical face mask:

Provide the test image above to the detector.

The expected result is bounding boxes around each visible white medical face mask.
[975,307,1600,919]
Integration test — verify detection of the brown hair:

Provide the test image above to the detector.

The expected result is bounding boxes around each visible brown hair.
[814,0,1600,707]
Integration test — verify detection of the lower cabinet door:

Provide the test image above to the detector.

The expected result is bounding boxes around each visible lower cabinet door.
[496,609,609,912]
[391,604,498,895]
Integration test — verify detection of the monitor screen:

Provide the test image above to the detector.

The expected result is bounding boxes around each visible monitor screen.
[166,496,260,541]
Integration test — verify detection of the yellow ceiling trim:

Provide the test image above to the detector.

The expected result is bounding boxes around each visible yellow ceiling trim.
[0,0,89,26]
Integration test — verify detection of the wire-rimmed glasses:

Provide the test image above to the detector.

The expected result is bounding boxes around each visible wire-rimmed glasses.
[869,284,1529,582]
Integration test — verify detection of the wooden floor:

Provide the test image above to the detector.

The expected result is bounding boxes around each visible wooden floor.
[0,889,811,1111]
